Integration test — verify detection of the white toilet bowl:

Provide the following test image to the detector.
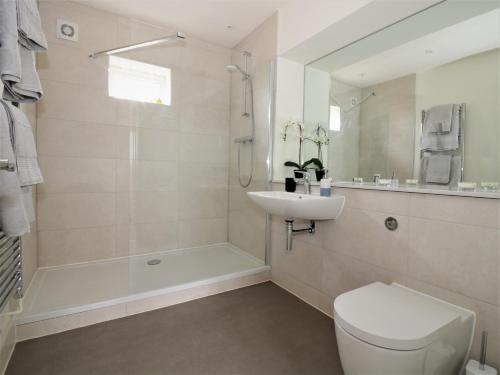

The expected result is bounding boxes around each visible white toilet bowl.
[333,282,475,375]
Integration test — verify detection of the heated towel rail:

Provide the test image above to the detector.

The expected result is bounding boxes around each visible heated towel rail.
[0,231,22,313]
[420,103,466,184]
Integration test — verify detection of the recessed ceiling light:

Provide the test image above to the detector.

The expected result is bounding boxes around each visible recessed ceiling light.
[225,25,233,30]
[425,49,434,54]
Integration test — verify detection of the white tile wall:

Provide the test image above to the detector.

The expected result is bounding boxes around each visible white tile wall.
[36,1,232,266]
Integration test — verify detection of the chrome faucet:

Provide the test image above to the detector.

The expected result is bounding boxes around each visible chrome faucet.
[295,171,311,194]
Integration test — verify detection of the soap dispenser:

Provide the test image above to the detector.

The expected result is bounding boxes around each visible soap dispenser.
[320,178,332,197]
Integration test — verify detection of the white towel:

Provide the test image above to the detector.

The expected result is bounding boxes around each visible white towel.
[424,104,454,133]
[425,154,452,184]
[0,0,22,84]
[1,100,42,186]
[0,0,45,102]
[0,101,30,236]
[2,43,42,102]
[421,104,460,151]
[16,0,48,51]
[420,155,462,187]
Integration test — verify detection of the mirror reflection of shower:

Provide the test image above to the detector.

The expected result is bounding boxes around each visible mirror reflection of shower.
[332,91,376,113]
[226,51,255,188]
[330,91,375,131]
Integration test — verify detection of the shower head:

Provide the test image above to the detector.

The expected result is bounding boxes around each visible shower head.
[225,64,250,79]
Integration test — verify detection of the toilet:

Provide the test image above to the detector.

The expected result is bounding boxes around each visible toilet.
[333,282,475,375]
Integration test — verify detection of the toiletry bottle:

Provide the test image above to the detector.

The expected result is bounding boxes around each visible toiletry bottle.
[320,178,332,197]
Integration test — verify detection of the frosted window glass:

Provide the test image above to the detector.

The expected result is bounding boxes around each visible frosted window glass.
[329,105,341,131]
[108,56,171,105]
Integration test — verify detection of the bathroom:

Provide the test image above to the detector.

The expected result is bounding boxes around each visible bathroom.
[0,0,498,374]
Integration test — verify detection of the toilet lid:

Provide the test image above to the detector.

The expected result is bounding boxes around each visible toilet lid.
[333,282,470,351]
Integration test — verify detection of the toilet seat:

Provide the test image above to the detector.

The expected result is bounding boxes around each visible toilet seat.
[333,282,466,351]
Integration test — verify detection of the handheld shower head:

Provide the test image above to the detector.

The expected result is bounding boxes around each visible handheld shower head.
[225,64,250,79]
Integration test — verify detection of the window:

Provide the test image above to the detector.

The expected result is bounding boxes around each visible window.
[329,105,341,131]
[108,56,171,105]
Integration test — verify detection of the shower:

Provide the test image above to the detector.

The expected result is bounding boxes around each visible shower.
[226,51,255,188]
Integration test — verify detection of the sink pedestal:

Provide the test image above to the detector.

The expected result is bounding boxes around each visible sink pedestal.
[285,220,315,251]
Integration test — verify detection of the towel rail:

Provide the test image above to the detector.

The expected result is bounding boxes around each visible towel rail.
[0,159,15,172]
[0,242,20,270]
[419,103,466,185]
[0,231,22,313]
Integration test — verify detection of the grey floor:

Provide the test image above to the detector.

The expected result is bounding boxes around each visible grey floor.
[7,282,343,375]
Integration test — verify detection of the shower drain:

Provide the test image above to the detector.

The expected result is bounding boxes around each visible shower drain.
[147,259,161,266]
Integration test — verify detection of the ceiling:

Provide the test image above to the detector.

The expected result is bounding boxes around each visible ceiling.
[331,8,500,88]
[309,1,500,88]
[76,0,290,48]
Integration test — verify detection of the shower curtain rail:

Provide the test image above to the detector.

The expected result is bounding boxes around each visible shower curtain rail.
[89,31,186,59]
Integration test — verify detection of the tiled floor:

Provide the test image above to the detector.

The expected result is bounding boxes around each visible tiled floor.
[7,282,343,375]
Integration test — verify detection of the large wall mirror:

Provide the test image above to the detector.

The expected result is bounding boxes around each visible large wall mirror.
[277,0,500,197]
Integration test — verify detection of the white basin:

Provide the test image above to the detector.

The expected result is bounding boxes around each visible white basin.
[247,191,345,220]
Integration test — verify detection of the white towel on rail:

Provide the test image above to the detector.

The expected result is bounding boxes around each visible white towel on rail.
[2,43,42,102]
[419,155,462,187]
[424,104,454,133]
[0,0,45,102]
[16,0,48,51]
[1,100,43,186]
[0,101,30,236]
[425,154,452,184]
[421,104,460,151]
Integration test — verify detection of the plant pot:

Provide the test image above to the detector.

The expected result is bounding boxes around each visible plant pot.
[315,170,326,181]
[293,169,306,179]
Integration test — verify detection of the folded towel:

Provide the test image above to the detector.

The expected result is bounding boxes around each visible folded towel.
[425,154,452,184]
[1,99,42,186]
[0,101,30,236]
[424,104,454,133]
[421,104,460,151]
[420,155,462,187]
[16,0,48,51]
[2,43,43,102]
[0,0,22,84]
[0,0,45,102]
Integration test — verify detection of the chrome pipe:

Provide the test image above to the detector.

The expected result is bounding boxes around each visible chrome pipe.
[285,220,315,252]
[286,220,293,251]
[89,31,185,59]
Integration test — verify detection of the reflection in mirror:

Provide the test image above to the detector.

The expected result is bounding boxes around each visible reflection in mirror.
[297,0,500,195]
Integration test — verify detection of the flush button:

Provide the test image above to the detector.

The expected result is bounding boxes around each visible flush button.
[385,217,398,231]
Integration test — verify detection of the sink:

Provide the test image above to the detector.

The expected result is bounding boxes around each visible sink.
[247,191,345,220]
